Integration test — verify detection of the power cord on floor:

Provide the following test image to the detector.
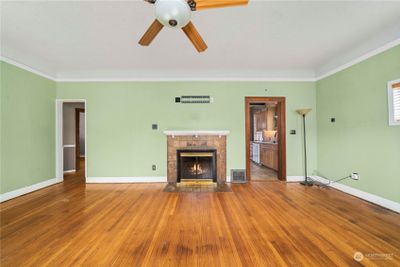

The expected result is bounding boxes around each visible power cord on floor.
[306,175,352,187]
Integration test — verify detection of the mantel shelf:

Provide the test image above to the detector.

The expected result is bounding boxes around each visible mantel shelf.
[163,130,230,137]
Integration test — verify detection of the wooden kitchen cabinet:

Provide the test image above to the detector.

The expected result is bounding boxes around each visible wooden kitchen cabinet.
[254,109,267,131]
[254,107,276,132]
[260,143,278,171]
[254,110,265,131]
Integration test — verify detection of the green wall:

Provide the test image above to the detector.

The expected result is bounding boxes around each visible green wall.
[317,45,400,202]
[56,82,317,178]
[0,62,56,193]
[1,45,399,204]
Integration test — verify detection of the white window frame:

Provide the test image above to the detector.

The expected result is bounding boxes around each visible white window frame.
[388,79,400,126]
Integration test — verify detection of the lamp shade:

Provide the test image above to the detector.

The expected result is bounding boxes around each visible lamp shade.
[296,108,312,116]
[155,0,191,28]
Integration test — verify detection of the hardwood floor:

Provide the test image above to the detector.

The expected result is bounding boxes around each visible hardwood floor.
[1,168,400,266]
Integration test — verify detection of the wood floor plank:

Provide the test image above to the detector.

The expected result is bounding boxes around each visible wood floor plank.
[1,167,399,266]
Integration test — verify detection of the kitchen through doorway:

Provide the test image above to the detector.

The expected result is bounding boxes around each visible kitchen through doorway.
[245,97,286,181]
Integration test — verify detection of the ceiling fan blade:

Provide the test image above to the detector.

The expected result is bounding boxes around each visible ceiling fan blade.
[193,0,248,10]
[182,22,207,52]
[138,20,164,46]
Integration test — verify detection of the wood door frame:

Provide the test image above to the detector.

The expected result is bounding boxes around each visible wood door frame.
[75,108,85,171]
[245,97,286,181]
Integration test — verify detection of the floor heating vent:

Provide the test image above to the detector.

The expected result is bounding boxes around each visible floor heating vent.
[231,169,246,183]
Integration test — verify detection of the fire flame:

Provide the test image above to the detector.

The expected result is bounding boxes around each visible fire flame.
[190,163,205,175]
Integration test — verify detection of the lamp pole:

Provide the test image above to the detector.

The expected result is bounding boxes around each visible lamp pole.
[296,108,313,186]
[300,114,310,186]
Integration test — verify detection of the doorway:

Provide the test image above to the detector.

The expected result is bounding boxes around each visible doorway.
[56,100,87,182]
[245,97,286,181]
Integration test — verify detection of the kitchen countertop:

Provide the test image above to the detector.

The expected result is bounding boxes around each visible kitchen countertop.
[251,141,278,145]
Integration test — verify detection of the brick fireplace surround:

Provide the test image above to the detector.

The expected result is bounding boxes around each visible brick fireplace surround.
[164,131,229,184]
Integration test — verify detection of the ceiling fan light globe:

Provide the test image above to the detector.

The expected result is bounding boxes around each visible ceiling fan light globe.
[155,0,191,28]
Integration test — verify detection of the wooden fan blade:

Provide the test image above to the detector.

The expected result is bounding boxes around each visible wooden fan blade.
[193,0,248,10]
[138,20,164,46]
[182,22,207,52]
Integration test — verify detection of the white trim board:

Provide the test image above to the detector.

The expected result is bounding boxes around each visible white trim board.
[64,169,76,174]
[315,38,400,80]
[2,38,399,82]
[286,176,304,182]
[0,178,60,203]
[55,76,316,82]
[63,144,76,148]
[0,56,55,81]
[86,177,167,183]
[309,176,400,213]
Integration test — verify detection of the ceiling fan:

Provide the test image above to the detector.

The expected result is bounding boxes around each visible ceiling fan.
[138,0,249,52]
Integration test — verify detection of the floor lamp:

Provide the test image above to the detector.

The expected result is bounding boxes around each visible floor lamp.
[296,108,313,186]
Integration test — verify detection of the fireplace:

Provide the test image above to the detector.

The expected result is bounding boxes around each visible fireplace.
[165,131,228,183]
[177,149,217,182]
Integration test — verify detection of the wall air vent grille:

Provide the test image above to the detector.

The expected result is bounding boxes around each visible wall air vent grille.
[181,96,211,104]
[231,169,246,183]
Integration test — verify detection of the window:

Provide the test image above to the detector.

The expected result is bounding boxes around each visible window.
[388,79,400,126]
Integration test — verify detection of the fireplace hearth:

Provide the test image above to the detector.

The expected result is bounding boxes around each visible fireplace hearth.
[177,149,217,182]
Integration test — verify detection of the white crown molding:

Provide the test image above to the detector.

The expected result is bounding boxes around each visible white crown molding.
[315,38,400,81]
[0,178,60,203]
[55,77,317,82]
[0,55,55,81]
[86,177,167,183]
[2,39,399,82]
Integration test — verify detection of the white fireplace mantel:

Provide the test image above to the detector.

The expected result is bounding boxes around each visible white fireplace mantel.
[163,130,230,137]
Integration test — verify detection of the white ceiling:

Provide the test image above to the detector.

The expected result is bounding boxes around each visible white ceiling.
[1,0,400,81]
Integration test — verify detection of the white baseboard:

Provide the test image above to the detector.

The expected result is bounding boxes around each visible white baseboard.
[310,176,400,213]
[0,178,60,203]
[286,176,304,182]
[86,176,167,183]
[226,176,231,182]
[63,169,76,173]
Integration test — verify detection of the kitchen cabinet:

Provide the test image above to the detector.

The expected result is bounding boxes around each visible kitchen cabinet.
[254,110,266,131]
[253,106,277,132]
[260,143,278,171]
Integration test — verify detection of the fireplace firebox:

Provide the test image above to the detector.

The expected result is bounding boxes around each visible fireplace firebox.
[177,149,217,182]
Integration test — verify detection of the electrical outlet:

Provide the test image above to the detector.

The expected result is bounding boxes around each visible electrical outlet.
[351,172,359,180]
[152,165,156,171]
